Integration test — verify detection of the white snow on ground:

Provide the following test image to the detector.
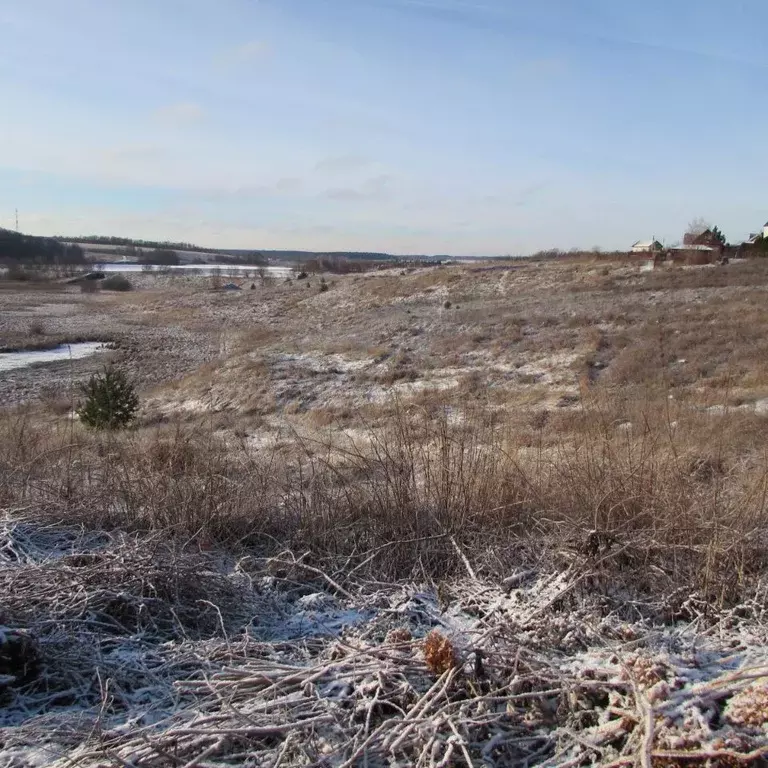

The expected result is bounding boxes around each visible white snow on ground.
[273,351,372,374]
[0,516,766,766]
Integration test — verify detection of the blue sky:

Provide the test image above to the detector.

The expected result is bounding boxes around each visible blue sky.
[1,0,767,255]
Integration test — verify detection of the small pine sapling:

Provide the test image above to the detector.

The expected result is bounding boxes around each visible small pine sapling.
[77,367,139,430]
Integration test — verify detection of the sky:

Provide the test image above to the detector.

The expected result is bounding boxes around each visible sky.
[1,0,767,255]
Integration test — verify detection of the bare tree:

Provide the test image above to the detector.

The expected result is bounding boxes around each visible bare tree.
[686,218,711,237]
[684,218,712,246]
[685,218,726,247]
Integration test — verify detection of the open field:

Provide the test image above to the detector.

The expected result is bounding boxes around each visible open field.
[2,257,768,765]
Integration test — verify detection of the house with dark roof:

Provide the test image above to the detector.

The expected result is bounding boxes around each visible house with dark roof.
[683,229,722,249]
[630,239,663,254]
[746,222,768,244]
[667,227,726,264]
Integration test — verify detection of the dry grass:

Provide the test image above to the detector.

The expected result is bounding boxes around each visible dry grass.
[2,381,768,608]
[4,513,766,767]
[6,259,768,765]
[5,259,768,596]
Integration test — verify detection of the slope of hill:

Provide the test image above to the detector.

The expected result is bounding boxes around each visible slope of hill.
[1,229,86,266]
[53,236,467,264]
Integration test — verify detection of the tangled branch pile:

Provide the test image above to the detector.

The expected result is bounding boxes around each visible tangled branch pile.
[0,513,766,767]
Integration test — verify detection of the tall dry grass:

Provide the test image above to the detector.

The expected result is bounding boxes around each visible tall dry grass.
[2,384,768,608]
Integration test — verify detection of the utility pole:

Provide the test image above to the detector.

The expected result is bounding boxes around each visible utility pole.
[15,208,18,232]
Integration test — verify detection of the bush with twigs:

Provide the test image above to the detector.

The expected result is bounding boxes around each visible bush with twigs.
[101,275,133,292]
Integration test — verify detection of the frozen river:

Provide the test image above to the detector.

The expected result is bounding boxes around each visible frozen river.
[0,342,105,373]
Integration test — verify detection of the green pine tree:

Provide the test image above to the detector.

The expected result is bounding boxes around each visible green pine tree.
[77,367,139,430]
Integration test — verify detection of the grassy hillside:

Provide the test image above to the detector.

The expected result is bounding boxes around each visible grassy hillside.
[2,255,768,765]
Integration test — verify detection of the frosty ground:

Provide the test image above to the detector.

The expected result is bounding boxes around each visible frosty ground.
[2,256,768,765]
[1,514,767,767]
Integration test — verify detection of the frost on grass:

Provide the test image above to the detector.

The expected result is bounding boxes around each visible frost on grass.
[0,514,767,767]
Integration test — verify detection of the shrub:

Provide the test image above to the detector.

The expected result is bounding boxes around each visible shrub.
[319,278,329,292]
[5,265,35,281]
[80,281,100,294]
[77,367,139,430]
[102,275,133,292]
[140,248,179,266]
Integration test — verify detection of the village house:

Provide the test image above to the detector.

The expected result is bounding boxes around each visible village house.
[682,228,722,249]
[662,227,728,264]
[630,239,663,254]
[746,222,768,245]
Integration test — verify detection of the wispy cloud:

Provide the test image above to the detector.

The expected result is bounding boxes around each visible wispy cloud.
[215,41,271,71]
[274,177,302,193]
[314,154,371,174]
[152,102,205,124]
[514,181,549,207]
[325,175,392,202]
[100,144,166,164]
[194,178,304,200]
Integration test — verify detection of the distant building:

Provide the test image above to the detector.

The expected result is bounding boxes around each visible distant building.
[746,222,768,244]
[667,242,720,265]
[683,229,722,249]
[630,239,663,254]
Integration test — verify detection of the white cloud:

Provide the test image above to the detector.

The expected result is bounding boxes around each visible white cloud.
[273,177,303,193]
[191,178,305,200]
[152,102,205,124]
[99,144,166,164]
[215,41,271,70]
[314,154,371,173]
[325,175,392,202]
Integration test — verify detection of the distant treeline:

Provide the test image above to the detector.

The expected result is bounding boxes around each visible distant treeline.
[253,250,395,262]
[51,237,462,264]
[300,255,390,274]
[137,249,181,266]
[57,235,218,253]
[213,252,267,265]
[133,249,266,266]
[1,228,86,266]
[314,251,392,261]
